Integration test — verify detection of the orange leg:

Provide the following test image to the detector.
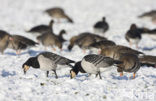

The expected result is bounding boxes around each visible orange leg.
[16,50,21,55]
[83,50,86,53]
[133,73,136,79]
[52,47,56,51]
[120,72,123,77]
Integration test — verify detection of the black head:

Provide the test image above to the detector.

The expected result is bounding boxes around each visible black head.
[68,45,73,51]
[130,24,137,30]
[59,29,66,35]
[70,61,82,79]
[102,17,106,21]
[22,57,39,74]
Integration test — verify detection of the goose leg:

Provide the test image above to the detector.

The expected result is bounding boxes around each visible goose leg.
[133,73,136,79]
[120,72,123,77]
[16,50,21,55]
[46,71,49,77]
[95,74,98,78]
[53,70,58,79]
[98,72,102,79]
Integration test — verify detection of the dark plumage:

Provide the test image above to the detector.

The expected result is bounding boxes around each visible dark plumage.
[8,35,38,54]
[93,17,109,34]
[22,52,75,78]
[27,20,54,35]
[139,55,156,68]
[138,10,156,23]
[0,30,13,54]
[125,24,142,48]
[70,54,122,79]
[37,29,66,50]
[45,7,73,23]
[89,40,116,54]
[117,53,140,79]
[100,45,143,60]
[68,32,107,51]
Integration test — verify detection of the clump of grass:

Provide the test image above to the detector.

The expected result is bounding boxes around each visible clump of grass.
[103,95,107,99]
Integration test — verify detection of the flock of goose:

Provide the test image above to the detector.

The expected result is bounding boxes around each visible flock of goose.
[0,7,156,79]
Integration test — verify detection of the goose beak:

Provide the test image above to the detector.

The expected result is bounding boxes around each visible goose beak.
[23,65,30,74]
[70,70,76,79]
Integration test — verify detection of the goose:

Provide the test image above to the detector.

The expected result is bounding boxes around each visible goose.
[27,20,54,35]
[0,30,13,54]
[89,40,116,54]
[100,45,143,60]
[138,10,156,23]
[45,7,73,23]
[22,52,75,78]
[139,55,156,68]
[117,53,140,79]
[93,17,109,34]
[70,54,122,79]
[68,32,107,52]
[37,29,66,51]
[125,24,142,48]
[8,35,38,54]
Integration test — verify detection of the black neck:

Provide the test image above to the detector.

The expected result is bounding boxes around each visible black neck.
[24,57,40,69]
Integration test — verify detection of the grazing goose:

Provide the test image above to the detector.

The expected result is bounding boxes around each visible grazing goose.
[125,24,142,48]
[117,53,140,79]
[8,35,38,54]
[70,54,122,79]
[100,45,143,60]
[37,29,66,51]
[0,30,13,54]
[22,52,75,78]
[70,61,86,78]
[138,10,156,23]
[27,20,54,35]
[45,7,73,23]
[89,40,116,54]
[68,32,107,51]
[93,17,109,34]
[139,55,156,68]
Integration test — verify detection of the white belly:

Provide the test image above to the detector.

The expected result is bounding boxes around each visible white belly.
[129,38,140,44]
[38,55,56,71]
[81,59,99,74]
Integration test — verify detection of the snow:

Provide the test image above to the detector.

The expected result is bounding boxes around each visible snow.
[0,0,156,101]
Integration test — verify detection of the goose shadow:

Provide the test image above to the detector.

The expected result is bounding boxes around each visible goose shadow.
[111,74,129,80]
[5,49,44,56]
[142,46,156,51]
[1,70,16,77]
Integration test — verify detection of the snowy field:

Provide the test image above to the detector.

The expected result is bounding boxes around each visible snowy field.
[0,0,156,101]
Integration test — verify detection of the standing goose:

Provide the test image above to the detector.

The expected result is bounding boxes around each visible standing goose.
[37,29,66,51]
[125,24,142,48]
[68,32,107,51]
[93,17,109,34]
[8,35,38,54]
[70,54,122,79]
[45,7,73,23]
[100,45,143,60]
[138,10,156,23]
[117,53,140,79]
[139,55,156,68]
[22,52,75,78]
[0,30,13,54]
[27,20,54,35]
[89,40,116,54]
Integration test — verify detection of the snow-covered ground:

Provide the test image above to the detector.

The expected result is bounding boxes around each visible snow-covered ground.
[0,0,156,101]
